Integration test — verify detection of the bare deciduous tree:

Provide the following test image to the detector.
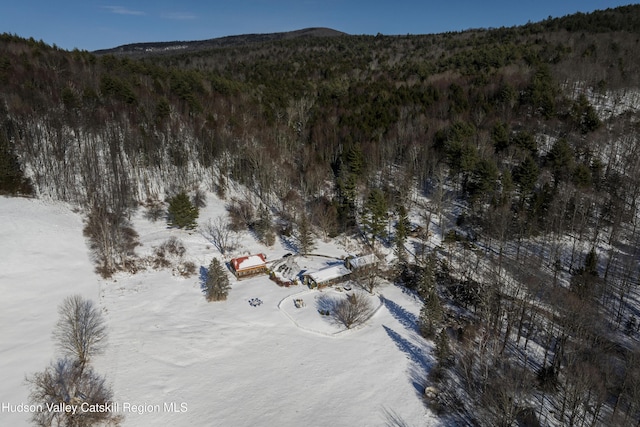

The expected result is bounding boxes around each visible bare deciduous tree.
[83,203,139,278]
[202,216,236,255]
[226,197,255,232]
[352,263,381,294]
[142,197,165,222]
[191,188,207,208]
[27,358,121,427]
[310,197,338,241]
[53,295,107,366]
[333,292,374,329]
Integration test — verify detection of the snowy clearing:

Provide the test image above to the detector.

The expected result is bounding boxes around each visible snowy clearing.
[0,196,440,427]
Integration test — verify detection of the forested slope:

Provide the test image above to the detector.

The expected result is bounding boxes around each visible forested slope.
[2,4,640,425]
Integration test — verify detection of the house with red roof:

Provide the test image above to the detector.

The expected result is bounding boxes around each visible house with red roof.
[230,254,267,278]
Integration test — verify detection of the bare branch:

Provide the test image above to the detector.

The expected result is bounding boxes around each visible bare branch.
[333,292,375,329]
[52,295,107,365]
[202,216,236,255]
[27,358,121,427]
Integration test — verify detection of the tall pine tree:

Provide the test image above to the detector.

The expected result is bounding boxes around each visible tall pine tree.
[204,258,230,302]
[296,215,316,255]
[394,204,410,268]
[362,188,388,245]
[167,192,199,229]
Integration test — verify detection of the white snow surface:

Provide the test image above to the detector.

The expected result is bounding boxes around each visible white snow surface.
[0,195,440,427]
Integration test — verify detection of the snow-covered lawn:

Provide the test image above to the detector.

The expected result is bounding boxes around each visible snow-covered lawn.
[279,288,383,336]
[0,196,440,427]
[0,197,98,426]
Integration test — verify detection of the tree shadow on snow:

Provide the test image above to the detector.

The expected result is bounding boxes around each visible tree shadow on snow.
[316,293,341,315]
[315,293,345,327]
[278,234,299,254]
[380,407,415,427]
[380,296,418,332]
[199,266,208,294]
[383,325,432,397]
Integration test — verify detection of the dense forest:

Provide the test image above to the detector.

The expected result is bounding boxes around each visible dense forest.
[3,4,640,426]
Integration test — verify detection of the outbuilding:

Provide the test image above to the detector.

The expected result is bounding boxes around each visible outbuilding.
[345,254,378,271]
[303,264,352,288]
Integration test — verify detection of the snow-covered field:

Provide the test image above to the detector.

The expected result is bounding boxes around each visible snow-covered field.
[0,196,439,427]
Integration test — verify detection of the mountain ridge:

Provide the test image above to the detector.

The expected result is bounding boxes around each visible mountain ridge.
[93,27,347,56]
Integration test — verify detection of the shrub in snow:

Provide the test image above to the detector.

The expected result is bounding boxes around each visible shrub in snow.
[149,237,196,275]
[159,236,186,258]
[151,237,185,269]
[175,261,197,278]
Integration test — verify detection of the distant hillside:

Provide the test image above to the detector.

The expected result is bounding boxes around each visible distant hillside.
[94,27,347,56]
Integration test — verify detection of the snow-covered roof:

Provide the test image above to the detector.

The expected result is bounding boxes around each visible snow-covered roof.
[306,264,351,284]
[346,254,377,270]
[231,254,266,271]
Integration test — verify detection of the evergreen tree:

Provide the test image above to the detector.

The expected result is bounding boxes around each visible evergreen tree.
[344,144,365,177]
[154,97,171,126]
[513,156,539,197]
[362,188,388,245]
[572,163,593,188]
[296,215,316,254]
[394,204,410,267]
[468,158,499,202]
[204,258,230,302]
[418,255,443,339]
[335,144,365,232]
[511,131,537,155]
[572,94,601,134]
[418,304,435,338]
[336,167,358,231]
[547,138,574,185]
[419,289,444,340]
[570,248,600,299]
[417,254,437,299]
[525,64,558,118]
[584,247,598,275]
[0,132,33,195]
[167,192,199,229]
[491,121,510,152]
[434,328,451,367]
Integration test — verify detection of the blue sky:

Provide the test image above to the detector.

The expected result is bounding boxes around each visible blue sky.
[1,1,636,51]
